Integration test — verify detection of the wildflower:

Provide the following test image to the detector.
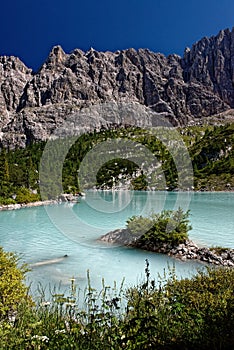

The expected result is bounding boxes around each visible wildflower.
[80,327,85,335]
[8,311,17,326]
[55,329,66,334]
[31,335,49,342]
[65,320,70,332]
[41,301,51,307]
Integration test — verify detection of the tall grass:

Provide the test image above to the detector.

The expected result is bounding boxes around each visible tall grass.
[1,263,234,349]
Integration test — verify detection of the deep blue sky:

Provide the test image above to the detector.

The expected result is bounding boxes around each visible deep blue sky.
[1,0,233,71]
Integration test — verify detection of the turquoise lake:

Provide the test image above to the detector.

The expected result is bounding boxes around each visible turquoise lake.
[0,191,233,296]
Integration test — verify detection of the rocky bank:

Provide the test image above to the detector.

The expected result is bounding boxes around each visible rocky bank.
[0,193,82,211]
[100,228,234,267]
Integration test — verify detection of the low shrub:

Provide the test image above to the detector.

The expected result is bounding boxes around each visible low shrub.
[1,248,234,349]
[15,188,40,204]
[0,248,32,319]
[127,208,191,246]
[123,262,234,349]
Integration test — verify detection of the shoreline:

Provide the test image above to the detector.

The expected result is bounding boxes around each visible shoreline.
[86,188,234,193]
[0,189,233,212]
[100,228,234,267]
[0,193,83,211]
[0,200,58,211]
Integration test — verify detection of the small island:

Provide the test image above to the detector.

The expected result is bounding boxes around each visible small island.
[100,208,234,267]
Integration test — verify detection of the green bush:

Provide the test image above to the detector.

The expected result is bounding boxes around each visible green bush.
[127,208,191,246]
[0,256,233,349]
[124,263,234,349]
[0,247,31,319]
[0,197,16,205]
[16,188,40,204]
[126,215,152,236]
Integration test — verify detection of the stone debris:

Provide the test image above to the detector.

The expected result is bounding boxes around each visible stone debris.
[169,241,234,267]
[0,193,81,211]
[100,229,234,267]
[0,200,57,211]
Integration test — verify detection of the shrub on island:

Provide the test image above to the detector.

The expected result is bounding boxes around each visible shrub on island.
[126,208,191,247]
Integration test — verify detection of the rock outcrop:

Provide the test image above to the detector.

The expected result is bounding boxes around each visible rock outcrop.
[0,56,32,128]
[100,228,234,267]
[0,28,234,148]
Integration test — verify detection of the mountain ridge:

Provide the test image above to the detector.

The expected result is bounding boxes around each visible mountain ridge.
[0,27,234,148]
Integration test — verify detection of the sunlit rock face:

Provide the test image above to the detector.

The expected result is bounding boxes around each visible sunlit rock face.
[0,28,233,148]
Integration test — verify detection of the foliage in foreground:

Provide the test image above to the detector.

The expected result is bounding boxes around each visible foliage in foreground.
[0,248,32,320]
[126,208,191,246]
[0,247,234,349]
[125,262,234,349]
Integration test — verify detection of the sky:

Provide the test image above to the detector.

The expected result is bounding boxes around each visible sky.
[0,0,233,71]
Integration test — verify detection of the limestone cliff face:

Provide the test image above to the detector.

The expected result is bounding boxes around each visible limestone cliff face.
[0,56,32,127]
[182,28,234,113]
[0,28,233,148]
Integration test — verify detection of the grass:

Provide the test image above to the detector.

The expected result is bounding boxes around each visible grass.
[1,262,234,349]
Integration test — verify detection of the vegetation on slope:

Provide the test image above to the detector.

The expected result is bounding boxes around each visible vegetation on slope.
[189,124,234,190]
[0,123,234,204]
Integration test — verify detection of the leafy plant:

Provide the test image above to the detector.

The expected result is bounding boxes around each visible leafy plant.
[122,262,234,349]
[127,208,191,246]
[0,247,32,319]
[0,252,234,349]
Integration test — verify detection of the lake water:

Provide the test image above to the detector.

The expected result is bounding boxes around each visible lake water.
[0,191,233,297]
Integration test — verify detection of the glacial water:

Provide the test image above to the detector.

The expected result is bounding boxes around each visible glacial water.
[0,191,233,296]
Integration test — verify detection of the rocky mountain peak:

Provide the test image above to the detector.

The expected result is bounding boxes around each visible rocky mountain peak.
[182,27,234,108]
[0,27,234,148]
[45,45,67,67]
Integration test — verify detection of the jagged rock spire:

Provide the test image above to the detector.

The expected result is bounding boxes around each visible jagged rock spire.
[0,27,233,148]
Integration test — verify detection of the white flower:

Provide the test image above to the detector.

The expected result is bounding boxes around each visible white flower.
[55,329,66,334]
[41,301,51,307]
[65,320,70,332]
[32,335,49,342]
